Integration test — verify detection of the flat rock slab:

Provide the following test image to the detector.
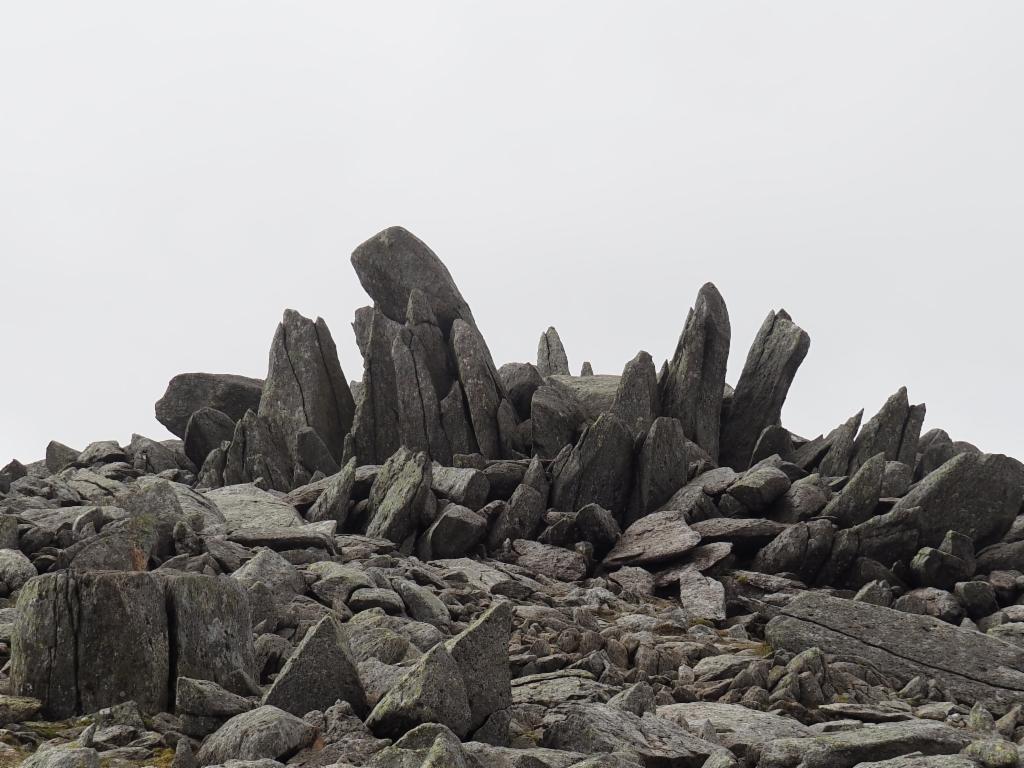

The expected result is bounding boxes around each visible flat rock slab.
[766,591,1024,713]
[604,511,701,568]
[755,720,971,768]
[657,702,811,754]
[205,485,304,532]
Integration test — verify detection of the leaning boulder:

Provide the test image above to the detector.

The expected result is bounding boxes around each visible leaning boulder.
[155,372,263,439]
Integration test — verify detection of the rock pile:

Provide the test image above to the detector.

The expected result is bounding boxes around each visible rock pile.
[1,225,1024,768]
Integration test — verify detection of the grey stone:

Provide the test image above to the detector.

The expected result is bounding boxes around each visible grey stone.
[184,408,237,468]
[439,381,479,457]
[366,448,433,544]
[264,614,366,716]
[487,483,545,550]
[849,387,926,475]
[626,417,689,525]
[678,569,726,623]
[0,549,36,592]
[821,452,886,528]
[156,373,263,439]
[891,452,1024,549]
[445,600,512,731]
[498,362,545,421]
[45,440,80,473]
[750,425,796,466]
[222,411,293,492]
[766,590,1024,713]
[719,309,810,471]
[294,426,340,477]
[604,511,701,568]
[306,458,355,526]
[352,308,403,465]
[419,504,486,559]
[405,287,455,396]
[658,282,731,463]
[512,539,588,582]
[232,548,305,602]
[22,746,101,768]
[206,485,303,532]
[351,226,476,330]
[258,309,354,468]
[755,720,971,768]
[366,642,472,739]
[538,326,571,376]
[392,327,452,464]
[610,351,659,437]
[752,519,836,583]
[195,705,317,766]
[12,571,169,718]
[431,465,489,510]
[816,410,864,477]
[551,413,634,519]
[176,677,254,718]
[531,381,588,460]
[452,319,508,459]
[575,503,621,556]
[657,702,811,756]
[726,466,791,512]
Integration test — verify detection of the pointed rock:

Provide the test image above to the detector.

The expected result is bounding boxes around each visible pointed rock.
[749,425,795,466]
[537,326,571,376]
[445,601,512,731]
[659,283,731,462]
[352,308,403,465]
[405,288,455,396]
[306,458,356,526]
[223,410,292,491]
[611,351,659,437]
[366,643,472,739]
[821,452,886,528]
[817,410,864,477]
[580,361,594,376]
[719,309,810,471]
[452,319,508,459]
[258,310,355,468]
[627,417,689,525]
[264,614,367,717]
[551,413,635,518]
[849,388,925,475]
[367,448,433,545]
[439,381,479,457]
[351,226,476,330]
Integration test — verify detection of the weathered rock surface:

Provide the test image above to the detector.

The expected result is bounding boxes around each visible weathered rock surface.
[156,373,263,439]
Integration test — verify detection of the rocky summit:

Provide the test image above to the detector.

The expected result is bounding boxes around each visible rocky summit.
[2,227,1024,768]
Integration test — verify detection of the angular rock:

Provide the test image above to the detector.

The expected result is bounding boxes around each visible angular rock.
[439,381,479,457]
[816,410,864,477]
[264,614,366,717]
[551,413,634,518]
[605,512,701,569]
[678,569,726,623]
[258,309,355,468]
[726,466,791,512]
[755,720,970,768]
[538,326,571,376]
[419,504,486,559]
[156,372,263,439]
[658,282,731,463]
[891,452,1024,549]
[849,387,926,475]
[452,319,508,459]
[306,458,355,526]
[391,327,452,464]
[719,309,810,471]
[222,411,293,492]
[12,571,169,718]
[752,519,836,583]
[445,600,512,731]
[184,407,237,468]
[352,308,403,465]
[511,539,588,582]
[366,642,472,739]
[821,452,886,528]
[627,417,689,525]
[366,448,433,544]
[206,485,303,532]
[431,465,489,510]
[610,351,659,437]
[531,380,588,460]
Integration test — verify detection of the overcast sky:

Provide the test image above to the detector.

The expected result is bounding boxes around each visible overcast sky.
[2,2,1022,465]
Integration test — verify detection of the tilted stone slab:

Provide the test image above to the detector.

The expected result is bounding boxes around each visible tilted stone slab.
[766,591,1024,714]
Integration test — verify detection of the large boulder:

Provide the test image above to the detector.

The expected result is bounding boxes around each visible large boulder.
[156,373,263,439]
[444,601,512,732]
[12,572,169,718]
[351,226,476,331]
[766,591,1024,713]
[891,452,1024,549]
[195,705,318,766]
[551,413,635,519]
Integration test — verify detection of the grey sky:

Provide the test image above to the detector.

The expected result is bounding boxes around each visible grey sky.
[2,2,1022,464]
